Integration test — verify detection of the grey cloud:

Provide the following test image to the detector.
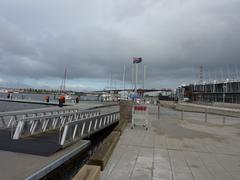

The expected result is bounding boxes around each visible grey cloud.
[0,0,240,90]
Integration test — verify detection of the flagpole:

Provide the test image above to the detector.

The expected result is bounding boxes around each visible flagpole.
[110,72,112,90]
[132,65,134,91]
[123,64,126,99]
[143,65,146,90]
[135,63,138,93]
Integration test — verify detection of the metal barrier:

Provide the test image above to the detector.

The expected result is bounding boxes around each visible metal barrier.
[59,111,120,146]
[176,103,240,125]
[12,110,100,140]
[0,106,90,129]
[131,104,149,130]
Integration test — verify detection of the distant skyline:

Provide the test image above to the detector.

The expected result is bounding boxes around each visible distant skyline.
[0,0,240,91]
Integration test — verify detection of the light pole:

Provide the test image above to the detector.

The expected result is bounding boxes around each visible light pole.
[122,64,126,99]
[223,84,227,103]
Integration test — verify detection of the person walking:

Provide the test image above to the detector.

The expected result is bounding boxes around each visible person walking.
[45,95,50,103]
[76,96,80,103]
[58,95,65,107]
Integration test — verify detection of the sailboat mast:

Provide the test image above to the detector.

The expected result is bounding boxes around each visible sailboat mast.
[63,68,67,91]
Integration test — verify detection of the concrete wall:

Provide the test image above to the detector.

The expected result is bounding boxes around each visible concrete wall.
[159,100,177,109]
[213,102,240,109]
[119,101,132,123]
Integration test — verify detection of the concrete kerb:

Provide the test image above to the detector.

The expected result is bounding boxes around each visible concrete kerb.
[87,101,131,171]
[159,100,177,109]
[88,131,120,170]
[73,165,101,180]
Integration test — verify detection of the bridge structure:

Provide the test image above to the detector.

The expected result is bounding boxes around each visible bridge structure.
[0,103,120,179]
[0,97,74,106]
[93,88,173,95]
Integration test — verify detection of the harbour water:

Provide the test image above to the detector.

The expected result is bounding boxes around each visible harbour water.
[0,92,100,112]
[0,92,62,112]
[0,101,52,112]
[0,92,62,101]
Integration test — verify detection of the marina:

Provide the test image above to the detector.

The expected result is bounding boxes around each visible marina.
[0,100,240,179]
[0,1,240,179]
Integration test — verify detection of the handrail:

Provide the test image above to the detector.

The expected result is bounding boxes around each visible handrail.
[59,111,120,146]
[20,109,100,122]
[0,106,91,129]
[12,110,100,140]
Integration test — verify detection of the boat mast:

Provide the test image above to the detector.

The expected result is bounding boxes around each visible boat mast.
[63,68,67,91]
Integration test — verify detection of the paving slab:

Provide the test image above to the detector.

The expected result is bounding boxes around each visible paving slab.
[101,106,240,180]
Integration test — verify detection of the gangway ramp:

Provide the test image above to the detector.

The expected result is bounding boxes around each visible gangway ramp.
[0,104,119,156]
[0,129,61,156]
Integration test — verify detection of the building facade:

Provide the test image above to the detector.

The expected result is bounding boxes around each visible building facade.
[176,80,240,104]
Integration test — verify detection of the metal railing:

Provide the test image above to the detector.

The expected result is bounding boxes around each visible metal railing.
[176,105,240,125]
[59,111,120,146]
[0,106,90,129]
[12,109,100,140]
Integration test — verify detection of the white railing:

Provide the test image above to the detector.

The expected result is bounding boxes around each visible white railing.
[0,106,90,129]
[12,109,100,140]
[59,111,120,146]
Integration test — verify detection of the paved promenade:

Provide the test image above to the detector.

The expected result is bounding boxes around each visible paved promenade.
[101,106,240,180]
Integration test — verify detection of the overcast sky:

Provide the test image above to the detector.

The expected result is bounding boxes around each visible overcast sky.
[0,0,240,91]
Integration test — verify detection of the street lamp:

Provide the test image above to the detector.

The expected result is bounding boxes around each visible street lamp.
[223,84,227,103]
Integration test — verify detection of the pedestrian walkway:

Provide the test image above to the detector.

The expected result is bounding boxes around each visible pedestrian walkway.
[101,106,240,180]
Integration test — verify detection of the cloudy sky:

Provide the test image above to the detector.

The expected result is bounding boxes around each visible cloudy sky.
[0,0,240,91]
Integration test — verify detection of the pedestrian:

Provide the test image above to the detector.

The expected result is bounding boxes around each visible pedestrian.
[157,100,160,119]
[58,95,65,107]
[45,96,50,103]
[76,96,80,103]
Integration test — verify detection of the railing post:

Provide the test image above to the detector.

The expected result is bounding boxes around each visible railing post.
[81,122,86,136]
[99,117,102,127]
[31,120,38,135]
[181,110,183,120]
[88,120,92,133]
[13,120,25,140]
[60,125,69,145]
[204,108,208,123]
[42,119,49,132]
[7,116,16,128]
[94,119,98,130]
[72,124,78,140]
[103,116,106,126]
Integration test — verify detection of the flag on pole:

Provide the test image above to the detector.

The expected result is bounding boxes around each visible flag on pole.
[133,57,142,64]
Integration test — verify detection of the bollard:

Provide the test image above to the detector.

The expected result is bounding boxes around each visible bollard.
[157,105,160,119]
[181,110,183,120]
[204,108,208,123]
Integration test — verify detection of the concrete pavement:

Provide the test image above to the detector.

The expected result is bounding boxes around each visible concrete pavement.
[101,105,240,180]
